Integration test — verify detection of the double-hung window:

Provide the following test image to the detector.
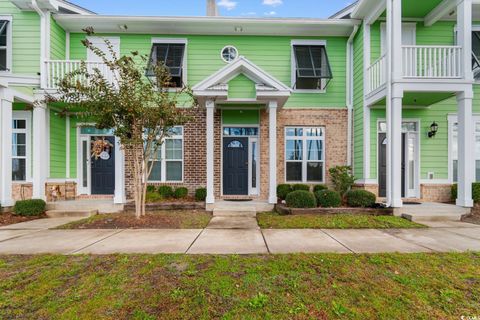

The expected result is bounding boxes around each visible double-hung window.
[473,31,480,80]
[285,127,325,183]
[12,114,31,182]
[451,120,480,182]
[292,41,332,91]
[0,19,10,72]
[148,126,183,182]
[147,41,186,88]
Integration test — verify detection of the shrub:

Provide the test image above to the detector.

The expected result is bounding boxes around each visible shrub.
[13,199,46,216]
[174,187,189,199]
[451,183,480,203]
[158,185,174,198]
[315,190,342,208]
[195,188,207,202]
[146,192,163,203]
[345,190,376,208]
[277,184,292,200]
[292,184,310,192]
[313,184,328,193]
[146,185,156,193]
[329,166,356,196]
[285,190,317,208]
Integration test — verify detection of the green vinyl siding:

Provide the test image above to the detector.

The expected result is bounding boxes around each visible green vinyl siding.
[353,25,364,179]
[222,109,260,125]
[49,110,66,178]
[228,74,256,99]
[0,0,40,75]
[69,33,348,108]
[50,16,66,60]
[69,116,79,179]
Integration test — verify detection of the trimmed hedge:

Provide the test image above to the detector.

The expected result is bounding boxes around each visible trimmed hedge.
[285,190,317,208]
[146,185,156,193]
[13,199,46,216]
[451,183,480,203]
[313,184,328,193]
[292,184,310,192]
[315,190,342,208]
[195,188,207,202]
[158,186,174,198]
[277,184,292,200]
[174,187,189,199]
[345,190,376,208]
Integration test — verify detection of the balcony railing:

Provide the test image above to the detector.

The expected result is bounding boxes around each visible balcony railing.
[366,53,387,93]
[44,60,115,90]
[402,45,463,79]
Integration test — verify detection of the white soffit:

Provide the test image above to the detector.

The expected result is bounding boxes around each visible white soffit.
[53,15,360,36]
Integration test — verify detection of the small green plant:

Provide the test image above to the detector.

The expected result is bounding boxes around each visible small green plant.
[315,190,342,208]
[146,185,156,193]
[248,292,268,309]
[451,183,480,203]
[313,184,328,193]
[145,192,163,203]
[277,184,292,200]
[195,188,207,202]
[292,184,310,192]
[345,190,376,208]
[13,199,46,216]
[174,187,188,199]
[286,190,317,208]
[158,185,174,198]
[329,166,356,196]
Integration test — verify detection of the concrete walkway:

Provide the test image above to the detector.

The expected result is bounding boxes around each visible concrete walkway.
[0,218,479,254]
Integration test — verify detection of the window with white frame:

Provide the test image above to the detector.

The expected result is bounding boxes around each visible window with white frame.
[147,40,186,88]
[0,19,10,71]
[451,120,480,182]
[291,41,332,91]
[148,126,183,182]
[12,116,30,181]
[285,127,324,182]
[472,30,480,80]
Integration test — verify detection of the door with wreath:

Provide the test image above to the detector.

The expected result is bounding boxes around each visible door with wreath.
[90,136,116,195]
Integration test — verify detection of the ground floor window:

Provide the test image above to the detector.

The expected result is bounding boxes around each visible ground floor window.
[451,119,480,182]
[285,127,324,183]
[148,126,183,182]
[12,112,31,182]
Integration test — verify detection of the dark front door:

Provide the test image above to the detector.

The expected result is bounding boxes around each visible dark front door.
[378,133,406,198]
[91,136,115,195]
[223,137,248,195]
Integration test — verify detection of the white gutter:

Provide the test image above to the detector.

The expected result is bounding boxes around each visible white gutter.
[31,0,47,88]
[346,25,359,167]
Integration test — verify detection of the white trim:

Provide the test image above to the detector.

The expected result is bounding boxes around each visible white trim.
[205,100,215,204]
[150,38,188,88]
[0,16,13,74]
[65,31,70,60]
[424,0,458,27]
[12,111,32,183]
[290,39,328,93]
[220,45,239,64]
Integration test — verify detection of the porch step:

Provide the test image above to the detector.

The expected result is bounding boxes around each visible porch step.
[396,202,471,222]
[46,209,98,218]
[213,209,257,217]
[46,200,123,214]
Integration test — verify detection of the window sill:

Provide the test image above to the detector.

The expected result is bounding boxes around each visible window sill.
[147,180,184,184]
[292,89,326,94]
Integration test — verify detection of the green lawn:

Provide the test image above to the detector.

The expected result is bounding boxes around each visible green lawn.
[0,253,479,319]
[257,212,426,229]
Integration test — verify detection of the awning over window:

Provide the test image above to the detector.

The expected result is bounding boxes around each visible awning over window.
[147,43,185,77]
[293,45,332,89]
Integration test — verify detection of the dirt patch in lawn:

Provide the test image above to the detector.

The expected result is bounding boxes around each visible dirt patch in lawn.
[57,210,212,229]
[0,213,45,227]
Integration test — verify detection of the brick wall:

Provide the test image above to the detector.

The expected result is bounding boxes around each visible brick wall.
[420,184,452,203]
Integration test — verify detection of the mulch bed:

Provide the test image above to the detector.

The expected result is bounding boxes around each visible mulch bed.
[462,204,480,225]
[0,212,46,227]
[124,201,204,212]
[275,204,393,216]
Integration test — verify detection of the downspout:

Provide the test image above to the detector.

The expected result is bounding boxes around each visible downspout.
[346,25,359,167]
[31,0,47,88]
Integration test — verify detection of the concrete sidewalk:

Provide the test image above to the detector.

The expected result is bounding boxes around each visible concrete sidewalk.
[0,218,479,254]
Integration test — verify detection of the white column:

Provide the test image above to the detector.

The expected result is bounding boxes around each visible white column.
[457,0,473,81]
[391,0,403,81]
[456,91,474,207]
[205,100,215,204]
[114,136,126,204]
[32,102,48,200]
[268,101,278,204]
[388,90,403,208]
[0,89,13,207]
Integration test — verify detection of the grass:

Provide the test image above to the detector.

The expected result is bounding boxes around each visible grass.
[0,253,479,319]
[257,212,426,229]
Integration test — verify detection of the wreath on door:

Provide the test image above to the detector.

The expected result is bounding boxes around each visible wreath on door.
[91,137,114,160]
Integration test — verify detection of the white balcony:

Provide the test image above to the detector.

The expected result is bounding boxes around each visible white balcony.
[366,45,464,96]
[43,60,115,90]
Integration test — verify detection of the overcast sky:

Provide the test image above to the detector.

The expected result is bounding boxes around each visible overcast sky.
[70,0,353,18]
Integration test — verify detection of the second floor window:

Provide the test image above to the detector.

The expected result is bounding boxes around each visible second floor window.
[147,43,186,88]
[0,20,9,71]
[473,31,480,80]
[292,45,332,91]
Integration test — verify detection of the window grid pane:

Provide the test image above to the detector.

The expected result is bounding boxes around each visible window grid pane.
[148,127,183,182]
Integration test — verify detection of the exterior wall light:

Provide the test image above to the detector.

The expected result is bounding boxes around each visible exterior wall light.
[428,122,438,138]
